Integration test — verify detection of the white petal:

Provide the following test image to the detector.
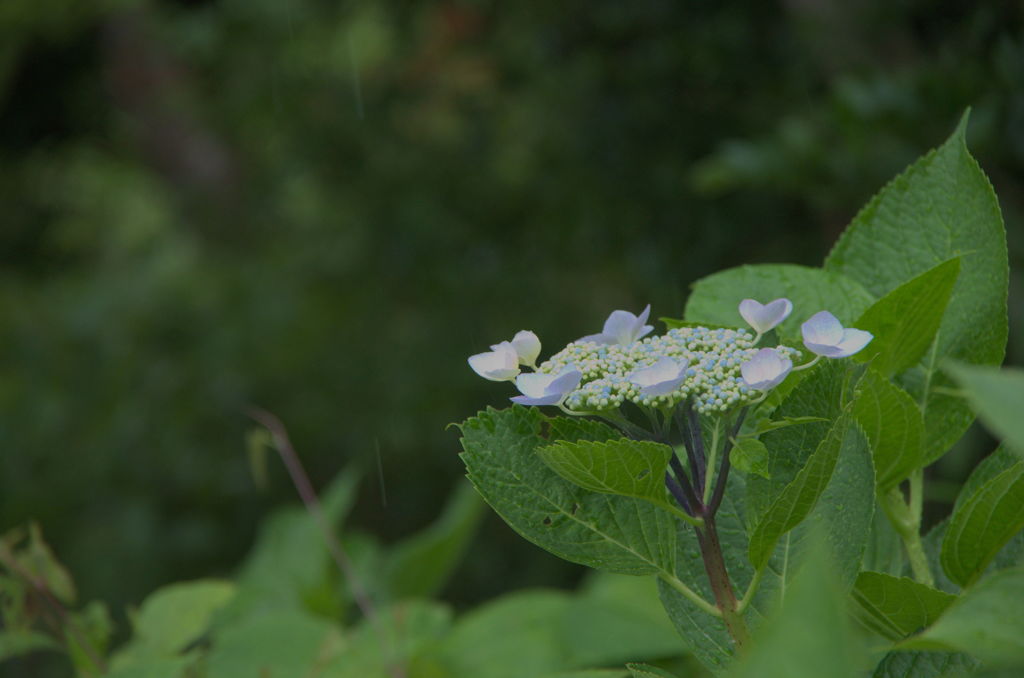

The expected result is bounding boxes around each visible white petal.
[740,348,793,390]
[514,372,557,398]
[511,330,541,366]
[801,311,844,347]
[603,310,639,345]
[832,329,874,358]
[468,342,520,381]
[739,298,793,334]
[546,369,583,397]
[510,393,562,406]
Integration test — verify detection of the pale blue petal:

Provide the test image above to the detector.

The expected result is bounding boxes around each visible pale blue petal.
[510,393,562,406]
[603,310,637,344]
[801,310,844,346]
[547,369,583,396]
[833,329,874,357]
[514,372,556,398]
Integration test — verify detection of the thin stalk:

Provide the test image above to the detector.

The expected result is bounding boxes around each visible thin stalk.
[703,419,720,505]
[663,472,704,527]
[248,408,406,678]
[686,405,707,492]
[708,408,748,515]
[667,460,701,516]
[737,565,765,613]
[880,478,935,587]
[696,517,750,650]
[659,573,722,618]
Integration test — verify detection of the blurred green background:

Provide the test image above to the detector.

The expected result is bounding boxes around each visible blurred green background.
[1,0,1022,621]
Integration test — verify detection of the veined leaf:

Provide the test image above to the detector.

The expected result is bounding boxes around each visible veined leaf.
[854,258,960,378]
[853,369,925,490]
[459,407,676,575]
[870,650,980,678]
[749,411,860,570]
[627,664,680,678]
[851,572,957,640]
[826,111,1008,463]
[941,460,1024,587]
[537,438,679,515]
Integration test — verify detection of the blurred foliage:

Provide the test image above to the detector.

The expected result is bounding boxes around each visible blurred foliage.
[0,0,1022,629]
[0,477,701,677]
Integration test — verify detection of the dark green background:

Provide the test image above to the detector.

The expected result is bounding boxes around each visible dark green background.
[1,0,1022,615]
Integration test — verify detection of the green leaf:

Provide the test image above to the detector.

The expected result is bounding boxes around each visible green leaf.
[947,363,1024,454]
[564,574,682,667]
[725,533,865,678]
[68,600,113,677]
[326,601,452,678]
[900,567,1024,666]
[684,264,875,340]
[206,609,347,678]
[216,466,360,622]
[731,438,770,479]
[0,630,60,662]
[941,460,1024,587]
[851,572,957,640]
[853,369,926,490]
[380,480,485,600]
[104,655,198,678]
[747,359,856,524]
[854,258,961,378]
[871,650,980,678]
[826,112,1008,462]
[749,411,862,570]
[537,438,680,515]
[861,503,905,576]
[459,407,676,575]
[626,664,680,678]
[753,416,828,435]
[112,580,235,670]
[429,591,571,678]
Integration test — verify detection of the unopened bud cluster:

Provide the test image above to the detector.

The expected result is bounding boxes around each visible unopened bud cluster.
[541,327,801,414]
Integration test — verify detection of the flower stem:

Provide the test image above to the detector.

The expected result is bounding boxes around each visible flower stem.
[696,516,750,651]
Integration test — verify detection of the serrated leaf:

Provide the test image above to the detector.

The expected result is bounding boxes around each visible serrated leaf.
[537,438,678,514]
[854,258,961,378]
[381,480,485,600]
[941,460,1024,587]
[853,369,926,490]
[459,407,676,575]
[861,503,905,576]
[825,112,1008,463]
[899,567,1024,666]
[946,363,1024,454]
[749,411,860,570]
[626,663,680,678]
[851,572,957,640]
[731,438,770,479]
[684,264,875,340]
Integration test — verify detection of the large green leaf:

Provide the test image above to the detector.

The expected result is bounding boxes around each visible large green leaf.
[684,264,874,340]
[749,411,862,570]
[900,567,1024,666]
[725,534,865,678]
[851,572,957,641]
[627,664,680,678]
[947,363,1024,454]
[380,480,485,600]
[941,460,1024,587]
[459,407,676,575]
[853,370,925,490]
[825,112,1008,462]
[537,438,680,515]
[854,258,960,378]
[0,631,60,662]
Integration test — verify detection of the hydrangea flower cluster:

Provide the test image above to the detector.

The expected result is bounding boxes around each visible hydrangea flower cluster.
[468,298,872,416]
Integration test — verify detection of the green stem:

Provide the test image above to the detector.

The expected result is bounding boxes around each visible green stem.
[881,475,935,587]
[736,565,765,613]
[659,573,722,618]
[703,419,720,504]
